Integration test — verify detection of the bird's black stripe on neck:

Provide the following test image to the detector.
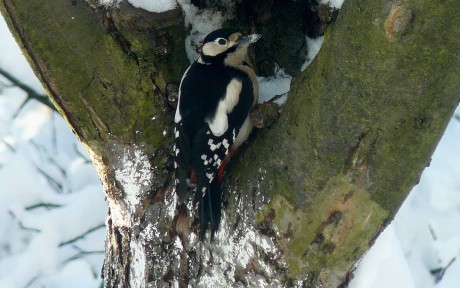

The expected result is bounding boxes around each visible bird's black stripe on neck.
[201,45,239,65]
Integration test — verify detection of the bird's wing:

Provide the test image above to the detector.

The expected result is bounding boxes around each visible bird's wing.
[191,125,237,185]
[174,121,193,202]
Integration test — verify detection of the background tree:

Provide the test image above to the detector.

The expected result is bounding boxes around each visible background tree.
[1,0,459,287]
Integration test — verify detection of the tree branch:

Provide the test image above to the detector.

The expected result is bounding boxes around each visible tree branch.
[59,224,106,247]
[0,66,56,112]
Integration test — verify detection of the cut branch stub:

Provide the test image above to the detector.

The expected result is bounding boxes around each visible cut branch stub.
[385,4,415,42]
[251,102,280,129]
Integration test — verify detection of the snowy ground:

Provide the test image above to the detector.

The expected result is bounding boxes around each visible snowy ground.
[1,6,460,288]
[0,16,106,288]
[350,113,460,288]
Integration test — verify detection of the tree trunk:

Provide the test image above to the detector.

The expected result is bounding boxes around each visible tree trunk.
[1,0,459,287]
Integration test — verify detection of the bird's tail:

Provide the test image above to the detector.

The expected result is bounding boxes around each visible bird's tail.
[196,177,222,240]
[175,167,188,203]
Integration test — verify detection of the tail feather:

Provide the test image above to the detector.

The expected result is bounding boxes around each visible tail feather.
[197,177,222,240]
[175,167,188,203]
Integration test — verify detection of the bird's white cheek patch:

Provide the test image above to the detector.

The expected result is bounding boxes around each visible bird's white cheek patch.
[207,79,242,136]
[202,42,226,57]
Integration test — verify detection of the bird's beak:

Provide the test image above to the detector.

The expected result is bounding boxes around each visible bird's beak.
[236,34,262,46]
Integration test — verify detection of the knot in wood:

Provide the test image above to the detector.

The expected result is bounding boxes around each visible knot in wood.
[165,83,179,108]
[385,5,415,42]
[250,102,280,129]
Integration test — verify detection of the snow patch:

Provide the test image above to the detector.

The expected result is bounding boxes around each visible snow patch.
[96,0,177,13]
[113,145,152,214]
[166,195,177,219]
[301,36,324,71]
[352,107,460,288]
[197,214,281,287]
[141,222,161,239]
[127,0,177,13]
[177,0,234,63]
[33,260,100,288]
[350,225,416,288]
[257,68,292,104]
[322,0,345,9]
[106,198,132,227]
[130,240,146,288]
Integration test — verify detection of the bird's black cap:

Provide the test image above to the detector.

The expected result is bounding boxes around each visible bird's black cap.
[203,28,239,43]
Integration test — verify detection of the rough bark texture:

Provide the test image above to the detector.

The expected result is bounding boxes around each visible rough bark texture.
[1,0,459,287]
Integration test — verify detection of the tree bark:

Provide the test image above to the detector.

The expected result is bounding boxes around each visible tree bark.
[1,0,459,287]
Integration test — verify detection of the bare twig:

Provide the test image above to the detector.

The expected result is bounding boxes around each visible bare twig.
[35,166,63,193]
[0,67,56,114]
[74,143,92,164]
[267,93,286,104]
[1,139,16,152]
[24,276,40,288]
[65,248,105,278]
[25,203,63,211]
[65,250,105,263]
[0,79,14,88]
[59,224,105,247]
[7,210,41,233]
[431,257,457,283]
[30,140,67,177]
[429,224,437,240]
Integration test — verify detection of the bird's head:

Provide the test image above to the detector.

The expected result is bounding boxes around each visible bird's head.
[199,28,261,66]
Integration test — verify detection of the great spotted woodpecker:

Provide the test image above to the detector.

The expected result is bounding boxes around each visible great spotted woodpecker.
[174,28,260,239]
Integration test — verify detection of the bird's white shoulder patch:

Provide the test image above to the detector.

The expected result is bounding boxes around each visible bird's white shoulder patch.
[207,79,242,136]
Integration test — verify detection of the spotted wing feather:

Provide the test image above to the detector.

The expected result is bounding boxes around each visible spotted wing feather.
[174,122,192,203]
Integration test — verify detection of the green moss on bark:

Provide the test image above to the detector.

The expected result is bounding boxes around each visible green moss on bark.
[274,0,460,213]
[257,175,388,281]
[1,0,187,152]
[229,0,459,285]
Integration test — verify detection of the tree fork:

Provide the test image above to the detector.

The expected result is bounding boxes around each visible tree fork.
[1,0,459,287]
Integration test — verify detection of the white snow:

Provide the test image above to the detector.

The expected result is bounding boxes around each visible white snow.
[257,68,292,104]
[301,36,325,71]
[351,225,416,288]
[197,206,283,287]
[129,240,146,288]
[113,145,152,214]
[177,0,232,63]
[33,260,101,288]
[350,109,460,288]
[322,0,345,9]
[97,0,177,13]
[127,0,177,13]
[0,15,105,288]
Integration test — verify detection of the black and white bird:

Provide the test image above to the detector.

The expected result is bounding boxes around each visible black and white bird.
[173,28,260,239]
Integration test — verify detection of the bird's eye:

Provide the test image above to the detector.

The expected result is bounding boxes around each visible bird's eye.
[217,38,227,46]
